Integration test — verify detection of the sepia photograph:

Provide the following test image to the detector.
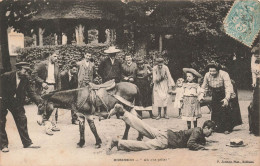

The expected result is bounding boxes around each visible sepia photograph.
[0,0,259,166]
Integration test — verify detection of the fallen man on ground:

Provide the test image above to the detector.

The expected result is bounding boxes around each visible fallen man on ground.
[106,104,216,154]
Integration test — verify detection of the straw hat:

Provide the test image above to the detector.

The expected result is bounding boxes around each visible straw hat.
[183,68,202,78]
[104,46,121,54]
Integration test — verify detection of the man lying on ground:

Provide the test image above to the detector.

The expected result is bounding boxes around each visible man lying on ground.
[106,104,215,154]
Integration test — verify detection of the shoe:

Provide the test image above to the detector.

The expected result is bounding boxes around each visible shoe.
[150,115,156,119]
[46,129,54,136]
[52,126,60,132]
[177,115,182,119]
[72,120,79,125]
[2,147,9,153]
[156,116,161,120]
[224,131,230,135]
[164,115,169,119]
[106,137,118,155]
[24,144,41,149]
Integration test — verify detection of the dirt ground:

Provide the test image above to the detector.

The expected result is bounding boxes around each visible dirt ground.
[0,90,259,166]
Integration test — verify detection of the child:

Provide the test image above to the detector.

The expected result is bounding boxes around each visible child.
[180,68,203,129]
[174,78,185,118]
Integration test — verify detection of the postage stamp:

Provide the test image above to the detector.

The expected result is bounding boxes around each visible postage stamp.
[223,0,260,47]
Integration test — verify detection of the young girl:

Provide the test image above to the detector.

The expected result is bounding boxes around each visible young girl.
[174,78,185,118]
[180,68,203,129]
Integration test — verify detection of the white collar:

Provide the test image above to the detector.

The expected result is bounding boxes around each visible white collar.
[126,62,132,66]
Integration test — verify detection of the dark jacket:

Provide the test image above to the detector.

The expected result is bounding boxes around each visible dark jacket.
[167,127,206,150]
[1,71,42,108]
[60,70,78,90]
[98,58,122,83]
[32,60,61,93]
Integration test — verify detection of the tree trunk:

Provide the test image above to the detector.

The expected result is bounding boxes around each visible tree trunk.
[76,24,85,45]
[105,29,110,44]
[0,3,11,72]
[159,34,163,53]
[54,34,58,45]
[98,27,106,43]
[83,27,88,44]
[32,33,37,46]
[39,27,44,47]
[57,31,62,45]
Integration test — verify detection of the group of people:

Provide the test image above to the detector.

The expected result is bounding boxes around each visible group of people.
[0,44,258,154]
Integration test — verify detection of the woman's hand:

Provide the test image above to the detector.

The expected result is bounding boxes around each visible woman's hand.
[221,98,229,107]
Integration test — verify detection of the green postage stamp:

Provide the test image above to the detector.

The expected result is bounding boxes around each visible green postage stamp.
[224,0,260,47]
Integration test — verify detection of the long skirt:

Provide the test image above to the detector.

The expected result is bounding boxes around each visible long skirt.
[211,87,233,133]
[136,78,152,107]
[248,78,260,135]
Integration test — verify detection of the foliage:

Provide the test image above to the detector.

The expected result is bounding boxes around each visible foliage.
[2,0,50,35]
[24,36,34,47]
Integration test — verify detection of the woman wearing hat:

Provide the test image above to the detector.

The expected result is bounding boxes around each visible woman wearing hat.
[200,61,239,134]
[180,68,203,129]
[153,58,175,120]
[134,58,155,119]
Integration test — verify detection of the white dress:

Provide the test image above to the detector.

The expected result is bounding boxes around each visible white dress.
[153,65,175,107]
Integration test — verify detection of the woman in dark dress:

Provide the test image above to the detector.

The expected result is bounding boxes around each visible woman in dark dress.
[135,59,155,119]
[200,62,242,134]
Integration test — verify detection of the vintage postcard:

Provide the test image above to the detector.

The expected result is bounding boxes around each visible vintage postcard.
[0,0,259,166]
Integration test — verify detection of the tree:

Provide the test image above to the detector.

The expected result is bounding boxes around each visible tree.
[0,0,49,72]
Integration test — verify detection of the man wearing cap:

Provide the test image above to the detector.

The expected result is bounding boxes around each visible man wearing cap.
[0,62,44,152]
[98,46,122,83]
[77,53,97,88]
[60,62,79,125]
[32,50,61,135]
[153,58,175,120]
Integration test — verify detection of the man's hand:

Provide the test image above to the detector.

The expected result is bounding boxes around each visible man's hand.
[124,77,129,81]
[42,83,48,90]
[129,78,134,82]
[198,95,204,102]
[252,83,256,88]
[221,98,229,107]
[37,115,43,126]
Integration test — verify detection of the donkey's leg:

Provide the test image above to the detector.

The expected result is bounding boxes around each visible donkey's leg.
[87,119,102,149]
[77,115,85,148]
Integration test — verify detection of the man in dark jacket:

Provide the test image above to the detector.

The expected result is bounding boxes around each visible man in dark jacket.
[0,62,44,152]
[106,104,215,154]
[60,63,79,124]
[98,46,122,83]
[32,50,61,135]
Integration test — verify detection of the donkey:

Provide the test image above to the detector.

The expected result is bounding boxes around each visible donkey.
[38,81,143,148]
